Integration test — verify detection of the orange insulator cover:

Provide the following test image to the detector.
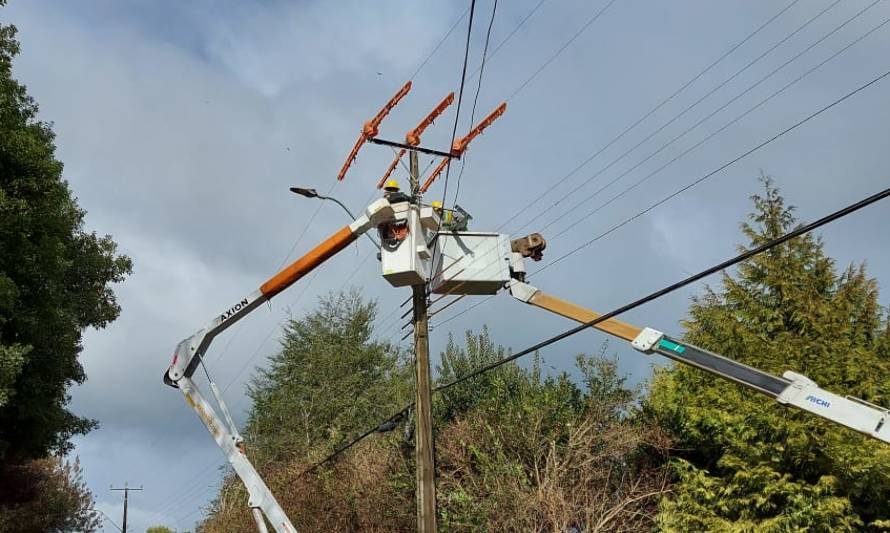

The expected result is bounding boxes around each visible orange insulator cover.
[369,81,412,131]
[452,102,507,156]
[406,92,454,146]
[377,148,406,189]
[420,157,450,193]
[337,81,412,181]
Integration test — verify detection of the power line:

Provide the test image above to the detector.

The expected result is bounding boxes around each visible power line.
[453,0,499,206]
[467,0,549,82]
[539,0,880,238]
[422,0,824,303]
[302,181,890,472]
[432,60,890,330]
[420,1,805,327]
[543,10,890,243]
[438,0,478,211]
[429,0,884,290]
[507,0,618,101]
[411,7,471,81]
[533,67,890,270]
[528,0,854,236]
[495,0,802,232]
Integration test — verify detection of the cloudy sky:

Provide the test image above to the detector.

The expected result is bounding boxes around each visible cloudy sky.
[4,0,890,530]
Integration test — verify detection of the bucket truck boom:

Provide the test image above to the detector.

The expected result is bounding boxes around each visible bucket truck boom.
[504,242,890,445]
[163,199,395,533]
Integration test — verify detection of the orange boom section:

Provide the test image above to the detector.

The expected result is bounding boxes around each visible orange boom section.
[260,226,358,298]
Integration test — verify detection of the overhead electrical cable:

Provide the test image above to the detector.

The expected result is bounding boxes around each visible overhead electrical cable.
[495,0,802,231]
[507,0,619,100]
[411,7,472,81]
[437,0,477,211]
[533,0,858,236]
[466,0,549,82]
[427,0,815,289]
[544,10,890,242]
[453,0,499,207]
[421,1,802,321]
[430,61,890,328]
[303,181,890,473]
[415,0,876,300]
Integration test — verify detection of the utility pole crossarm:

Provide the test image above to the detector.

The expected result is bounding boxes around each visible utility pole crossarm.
[110,484,142,533]
[507,280,890,444]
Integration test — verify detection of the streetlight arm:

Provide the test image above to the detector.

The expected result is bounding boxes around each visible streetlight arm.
[316,194,357,221]
[316,194,381,250]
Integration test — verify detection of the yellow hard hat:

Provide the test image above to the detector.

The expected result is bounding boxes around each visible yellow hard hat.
[430,200,443,209]
[384,179,400,192]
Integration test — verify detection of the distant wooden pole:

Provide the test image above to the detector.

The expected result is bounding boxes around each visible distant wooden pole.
[110,483,142,533]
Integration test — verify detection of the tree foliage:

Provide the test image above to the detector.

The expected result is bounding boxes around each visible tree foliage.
[0,456,100,532]
[244,289,410,462]
[200,293,669,531]
[0,17,132,460]
[647,178,890,531]
[146,527,180,533]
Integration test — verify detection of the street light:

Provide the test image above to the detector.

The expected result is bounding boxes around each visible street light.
[290,187,380,249]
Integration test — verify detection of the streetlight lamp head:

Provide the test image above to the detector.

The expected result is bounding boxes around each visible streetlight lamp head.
[290,187,319,198]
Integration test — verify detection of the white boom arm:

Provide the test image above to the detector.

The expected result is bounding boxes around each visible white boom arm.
[508,279,890,445]
[163,199,394,533]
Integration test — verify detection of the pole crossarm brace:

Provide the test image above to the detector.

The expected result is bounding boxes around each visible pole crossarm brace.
[369,137,457,159]
[163,199,396,532]
[507,280,890,444]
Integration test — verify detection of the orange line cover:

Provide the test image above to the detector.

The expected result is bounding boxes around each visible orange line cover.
[420,157,450,193]
[377,149,406,189]
[452,102,507,156]
[337,81,412,181]
[406,92,454,146]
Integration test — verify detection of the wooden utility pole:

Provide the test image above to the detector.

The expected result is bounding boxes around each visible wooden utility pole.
[110,483,142,533]
[410,150,437,532]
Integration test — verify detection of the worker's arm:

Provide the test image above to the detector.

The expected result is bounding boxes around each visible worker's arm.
[508,280,890,445]
[165,198,394,385]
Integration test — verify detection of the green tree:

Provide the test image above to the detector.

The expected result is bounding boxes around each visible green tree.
[146,526,178,533]
[647,179,890,531]
[0,17,132,460]
[0,456,100,532]
[434,332,668,531]
[245,289,409,461]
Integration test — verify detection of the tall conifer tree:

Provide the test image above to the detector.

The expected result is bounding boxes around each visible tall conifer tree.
[648,178,890,531]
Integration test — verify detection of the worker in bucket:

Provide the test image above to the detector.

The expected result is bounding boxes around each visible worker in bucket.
[383,179,411,204]
[431,200,454,229]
